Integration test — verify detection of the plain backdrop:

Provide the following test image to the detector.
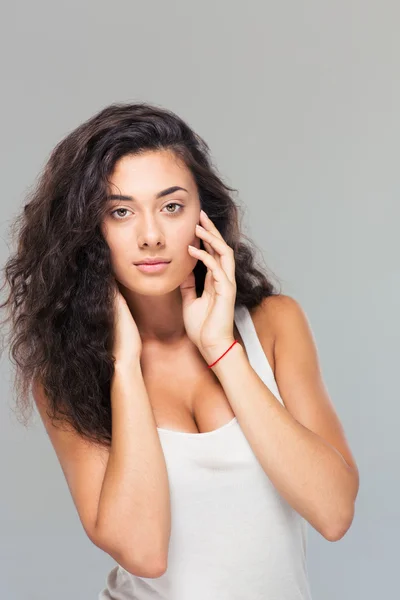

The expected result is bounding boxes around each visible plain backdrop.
[1,1,398,598]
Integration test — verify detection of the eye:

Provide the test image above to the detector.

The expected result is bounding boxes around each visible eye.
[110,207,132,220]
[163,202,184,214]
[109,203,184,220]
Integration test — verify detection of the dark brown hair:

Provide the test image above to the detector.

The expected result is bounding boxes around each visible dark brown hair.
[0,101,281,448]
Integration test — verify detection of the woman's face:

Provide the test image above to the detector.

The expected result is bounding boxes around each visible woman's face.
[101,149,201,296]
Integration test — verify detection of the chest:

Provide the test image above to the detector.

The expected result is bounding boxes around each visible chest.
[140,320,275,434]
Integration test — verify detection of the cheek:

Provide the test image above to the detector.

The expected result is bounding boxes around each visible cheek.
[175,221,200,249]
[107,239,132,271]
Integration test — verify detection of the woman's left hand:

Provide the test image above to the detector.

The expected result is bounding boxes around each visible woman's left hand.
[179,209,237,365]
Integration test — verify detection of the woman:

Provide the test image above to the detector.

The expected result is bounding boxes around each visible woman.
[0,102,359,599]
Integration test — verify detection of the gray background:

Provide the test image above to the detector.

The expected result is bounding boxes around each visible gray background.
[1,1,398,598]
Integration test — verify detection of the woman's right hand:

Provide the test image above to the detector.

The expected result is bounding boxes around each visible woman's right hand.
[111,281,143,366]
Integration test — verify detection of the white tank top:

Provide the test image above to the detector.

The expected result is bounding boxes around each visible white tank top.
[99,304,313,600]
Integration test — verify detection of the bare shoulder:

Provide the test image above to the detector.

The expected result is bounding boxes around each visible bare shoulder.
[252,293,303,323]
[251,293,321,385]
[251,294,310,347]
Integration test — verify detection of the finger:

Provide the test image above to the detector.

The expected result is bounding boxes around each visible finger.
[195,226,235,283]
[199,210,225,241]
[188,245,231,289]
[196,223,219,266]
[201,237,216,258]
[203,267,215,296]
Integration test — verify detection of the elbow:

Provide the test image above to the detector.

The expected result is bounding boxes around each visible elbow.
[323,467,359,542]
[120,551,168,578]
[323,504,356,542]
[93,525,168,578]
[106,539,168,578]
[111,536,168,578]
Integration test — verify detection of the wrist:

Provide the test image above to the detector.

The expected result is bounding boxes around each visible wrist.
[201,338,238,367]
[113,358,142,376]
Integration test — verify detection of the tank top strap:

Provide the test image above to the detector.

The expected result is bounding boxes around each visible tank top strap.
[234,303,276,382]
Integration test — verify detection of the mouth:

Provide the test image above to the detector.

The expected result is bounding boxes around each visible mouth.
[134,261,171,273]
[134,258,171,265]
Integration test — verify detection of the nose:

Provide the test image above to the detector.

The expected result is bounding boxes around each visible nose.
[137,216,166,249]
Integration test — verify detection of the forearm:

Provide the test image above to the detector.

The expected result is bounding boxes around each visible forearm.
[208,342,357,540]
[95,362,171,569]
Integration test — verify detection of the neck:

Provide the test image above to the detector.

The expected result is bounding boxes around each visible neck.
[119,284,186,344]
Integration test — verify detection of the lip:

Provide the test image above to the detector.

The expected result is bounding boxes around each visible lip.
[134,258,171,265]
[135,261,170,273]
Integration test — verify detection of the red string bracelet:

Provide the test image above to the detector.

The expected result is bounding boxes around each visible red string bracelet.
[207,339,238,368]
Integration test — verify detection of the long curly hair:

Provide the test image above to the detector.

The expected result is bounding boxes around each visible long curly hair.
[0,101,281,448]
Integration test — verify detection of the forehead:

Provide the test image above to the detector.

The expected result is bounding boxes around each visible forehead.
[108,150,194,192]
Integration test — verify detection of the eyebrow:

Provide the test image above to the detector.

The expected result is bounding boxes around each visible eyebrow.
[106,186,189,202]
